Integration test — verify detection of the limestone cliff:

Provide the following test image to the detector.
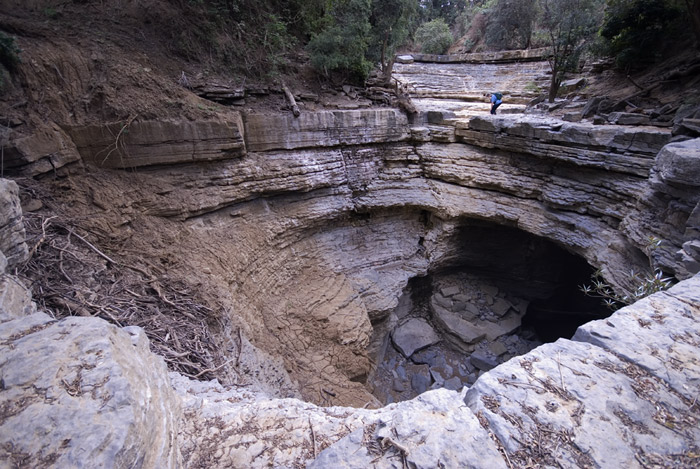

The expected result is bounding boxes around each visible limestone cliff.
[1,16,700,465]
[2,187,699,467]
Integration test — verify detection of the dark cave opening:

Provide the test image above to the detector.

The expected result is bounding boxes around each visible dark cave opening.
[443,219,613,343]
[521,255,611,343]
[369,219,615,404]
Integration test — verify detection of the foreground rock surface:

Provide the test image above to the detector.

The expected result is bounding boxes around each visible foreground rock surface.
[0,313,180,467]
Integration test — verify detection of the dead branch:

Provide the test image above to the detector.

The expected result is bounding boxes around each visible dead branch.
[95,114,138,166]
[381,436,410,456]
[626,74,645,91]
[190,356,237,379]
[68,228,118,265]
[309,417,317,459]
[25,216,56,261]
[18,210,226,382]
[282,82,300,117]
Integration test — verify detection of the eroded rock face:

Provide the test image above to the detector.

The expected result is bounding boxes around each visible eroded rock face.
[9,108,696,407]
[0,179,28,269]
[3,45,700,466]
[67,118,247,168]
[0,312,180,468]
[3,100,700,467]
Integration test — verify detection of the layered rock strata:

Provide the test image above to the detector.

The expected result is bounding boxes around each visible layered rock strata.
[1,201,699,466]
[6,100,699,407]
[2,44,700,466]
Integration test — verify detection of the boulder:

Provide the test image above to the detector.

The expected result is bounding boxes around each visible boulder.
[491,297,512,317]
[0,316,180,467]
[469,351,499,371]
[656,138,700,187]
[0,275,36,322]
[391,318,441,358]
[607,111,650,126]
[443,376,463,391]
[1,124,81,176]
[0,179,28,268]
[559,77,586,93]
[409,364,432,394]
[440,285,461,297]
[431,302,486,351]
[489,341,508,357]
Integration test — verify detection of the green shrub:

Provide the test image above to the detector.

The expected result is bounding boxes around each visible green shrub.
[600,0,689,70]
[415,18,453,54]
[580,237,675,310]
[0,31,20,93]
[307,0,373,82]
[0,31,21,72]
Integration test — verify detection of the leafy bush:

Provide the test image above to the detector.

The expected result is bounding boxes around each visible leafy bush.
[307,0,372,82]
[415,18,453,54]
[0,31,20,93]
[581,269,674,310]
[600,0,689,70]
[484,0,537,50]
[0,31,21,72]
[580,237,675,310]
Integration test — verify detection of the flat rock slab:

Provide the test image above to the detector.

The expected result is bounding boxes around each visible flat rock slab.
[465,340,700,468]
[174,375,507,469]
[392,317,441,357]
[432,301,485,350]
[465,276,700,468]
[308,389,507,469]
[573,275,700,401]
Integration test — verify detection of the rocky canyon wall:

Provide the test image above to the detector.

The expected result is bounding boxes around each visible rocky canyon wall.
[2,184,699,467]
[5,93,700,406]
[1,45,700,467]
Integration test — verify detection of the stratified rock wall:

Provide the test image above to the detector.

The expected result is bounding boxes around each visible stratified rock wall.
[11,102,695,406]
[1,180,698,468]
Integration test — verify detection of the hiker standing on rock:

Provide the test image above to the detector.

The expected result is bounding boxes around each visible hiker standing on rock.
[490,92,503,114]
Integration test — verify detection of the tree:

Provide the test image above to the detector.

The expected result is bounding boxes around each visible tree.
[484,0,538,50]
[419,0,469,26]
[538,0,603,102]
[307,0,373,82]
[415,18,454,54]
[601,0,693,69]
[368,0,417,81]
[686,0,700,47]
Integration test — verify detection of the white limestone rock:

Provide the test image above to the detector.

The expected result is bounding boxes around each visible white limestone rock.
[656,138,700,187]
[0,275,37,322]
[0,178,28,269]
[0,316,180,468]
[465,339,700,468]
[573,274,700,400]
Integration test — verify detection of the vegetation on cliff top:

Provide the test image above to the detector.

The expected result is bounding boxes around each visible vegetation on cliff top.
[0,0,697,91]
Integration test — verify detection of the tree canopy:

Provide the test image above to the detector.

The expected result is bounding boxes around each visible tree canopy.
[539,0,604,101]
[171,0,699,86]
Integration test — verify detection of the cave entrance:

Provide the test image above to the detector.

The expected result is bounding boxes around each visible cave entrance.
[367,221,611,404]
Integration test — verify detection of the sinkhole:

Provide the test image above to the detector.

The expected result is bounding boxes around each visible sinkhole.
[367,221,611,404]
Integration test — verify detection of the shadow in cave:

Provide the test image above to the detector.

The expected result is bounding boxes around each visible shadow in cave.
[521,254,611,343]
[369,219,615,404]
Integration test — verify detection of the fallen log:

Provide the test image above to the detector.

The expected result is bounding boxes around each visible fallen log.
[282,82,300,117]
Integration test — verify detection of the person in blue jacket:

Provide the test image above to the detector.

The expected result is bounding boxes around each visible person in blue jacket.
[490,92,503,114]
